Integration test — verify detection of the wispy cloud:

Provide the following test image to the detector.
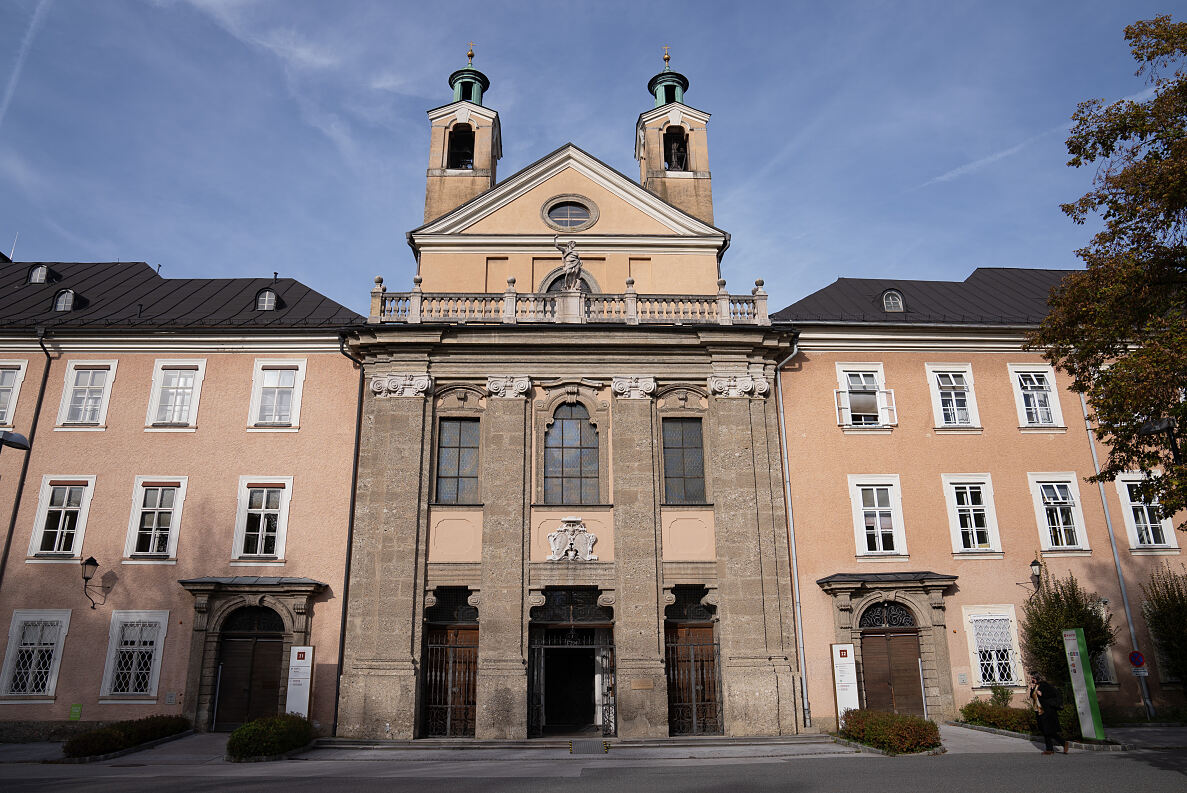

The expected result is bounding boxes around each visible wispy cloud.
[0,0,52,134]
[917,124,1066,188]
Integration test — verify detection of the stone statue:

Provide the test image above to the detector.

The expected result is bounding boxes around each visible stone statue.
[552,235,584,291]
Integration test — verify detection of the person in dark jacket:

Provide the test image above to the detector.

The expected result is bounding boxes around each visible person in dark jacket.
[1029,673,1068,754]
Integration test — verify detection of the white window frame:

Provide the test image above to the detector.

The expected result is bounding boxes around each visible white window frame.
[122,476,189,561]
[962,605,1022,687]
[0,360,29,427]
[1,609,71,697]
[1115,473,1178,552]
[941,474,1001,553]
[834,363,897,429]
[247,359,306,431]
[925,363,981,430]
[1027,473,1090,552]
[1008,364,1065,430]
[145,359,206,431]
[55,360,118,431]
[847,474,907,557]
[99,610,169,698]
[26,475,96,559]
[232,475,294,561]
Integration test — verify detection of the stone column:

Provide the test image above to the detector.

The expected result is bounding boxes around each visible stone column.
[707,373,798,735]
[610,376,669,738]
[475,376,531,738]
[336,373,434,738]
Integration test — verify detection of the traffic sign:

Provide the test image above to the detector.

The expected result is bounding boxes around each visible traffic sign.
[1129,651,1145,668]
[1133,667,1150,677]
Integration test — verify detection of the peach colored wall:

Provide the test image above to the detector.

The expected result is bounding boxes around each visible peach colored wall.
[530,507,614,562]
[0,343,357,732]
[661,508,716,561]
[428,507,483,562]
[781,344,1183,723]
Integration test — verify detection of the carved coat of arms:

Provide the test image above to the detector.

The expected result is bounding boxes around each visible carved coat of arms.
[546,516,599,561]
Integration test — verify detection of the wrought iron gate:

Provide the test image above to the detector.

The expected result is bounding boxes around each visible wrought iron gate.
[422,627,478,737]
[528,626,616,737]
[664,625,723,735]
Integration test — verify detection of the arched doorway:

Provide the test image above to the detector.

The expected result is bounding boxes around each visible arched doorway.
[858,600,925,716]
[212,606,285,730]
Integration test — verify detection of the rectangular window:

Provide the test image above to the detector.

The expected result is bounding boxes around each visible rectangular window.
[942,475,1000,553]
[435,418,480,504]
[848,475,906,556]
[100,611,168,697]
[1028,474,1088,551]
[970,615,1019,685]
[123,477,187,559]
[56,361,117,428]
[28,476,95,558]
[1116,475,1175,549]
[1008,364,1064,429]
[233,476,293,560]
[835,364,896,428]
[248,360,306,429]
[0,361,28,426]
[146,360,206,428]
[662,418,706,504]
[925,364,980,429]
[1,610,70,696]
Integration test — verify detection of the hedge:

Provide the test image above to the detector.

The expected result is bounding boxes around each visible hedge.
[225,713,313,760]
[62,715,191,758]
[839,708,941,754]
[959,698,1082,739]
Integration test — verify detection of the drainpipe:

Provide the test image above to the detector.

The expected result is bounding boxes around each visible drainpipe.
[0,328,52,596]
[774,336,811,728]
[331,331,365,736]
[1078,393,1155,719]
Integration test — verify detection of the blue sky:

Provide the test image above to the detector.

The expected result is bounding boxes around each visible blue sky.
[0,0,1180,314]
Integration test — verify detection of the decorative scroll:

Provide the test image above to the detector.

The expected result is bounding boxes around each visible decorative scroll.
[707,375,770,398]
[611,376,656,400]
[370,373,432,398]
[858,601,916,629]
[486,376,530,398]
[546,516,599,561]
[529,587,614,624]
[664,585,718,623]
[424,586,479,624]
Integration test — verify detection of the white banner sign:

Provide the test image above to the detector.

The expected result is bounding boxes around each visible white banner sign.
[285,645,314,719]
[832,643,860,722]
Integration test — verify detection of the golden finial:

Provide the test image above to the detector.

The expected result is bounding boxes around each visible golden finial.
[662,45,671,66]
[467,42,475,65]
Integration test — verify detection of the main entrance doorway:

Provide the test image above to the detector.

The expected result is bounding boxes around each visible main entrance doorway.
[528,588,616,737]
[858,601,924,716]
[212,606,284,730]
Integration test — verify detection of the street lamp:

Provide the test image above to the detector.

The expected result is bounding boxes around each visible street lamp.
[81,556,103,609]
[1138,417,1182,465]
[0,430,30,453]
[1029,558,1042,593]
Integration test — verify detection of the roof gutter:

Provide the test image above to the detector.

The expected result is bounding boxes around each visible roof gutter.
[774,333,810,728]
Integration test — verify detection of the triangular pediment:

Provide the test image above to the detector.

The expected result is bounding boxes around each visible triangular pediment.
[412,144,724,239]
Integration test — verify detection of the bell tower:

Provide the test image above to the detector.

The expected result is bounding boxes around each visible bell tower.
[634,50,713,224]
[424,47,503,222]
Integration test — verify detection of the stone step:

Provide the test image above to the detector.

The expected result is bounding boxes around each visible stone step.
[314,733,832,751]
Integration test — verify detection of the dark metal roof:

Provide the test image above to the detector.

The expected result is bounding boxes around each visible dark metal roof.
[772,267,1076,326]
[815,571,957,585]
[178,576,326,586]
[1,261,364,331]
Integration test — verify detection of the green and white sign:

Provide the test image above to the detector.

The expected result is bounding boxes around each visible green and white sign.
[1062,628,1104,740]
[68,704,82,721]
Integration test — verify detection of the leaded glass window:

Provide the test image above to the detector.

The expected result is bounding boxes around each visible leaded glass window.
[544,403,598,505]
[971,615,1018,685]
[436,419,480,504]
[4,620,61,694]
[108,621,160,694]
[662,418,705,504]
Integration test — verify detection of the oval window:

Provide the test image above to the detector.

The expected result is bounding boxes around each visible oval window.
[546,201,591,228]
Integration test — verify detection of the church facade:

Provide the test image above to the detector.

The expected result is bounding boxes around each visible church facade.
[334,56,803,739]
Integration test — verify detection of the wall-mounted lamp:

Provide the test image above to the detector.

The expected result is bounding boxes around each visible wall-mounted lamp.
[81,556,104,609]
[1029,558,1042,595]
[0,430,31,453]
[1137,417,1182,465]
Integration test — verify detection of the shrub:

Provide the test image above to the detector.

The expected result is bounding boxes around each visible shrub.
[988,685,1014,708]
[839,708,941,755]
[1141,562,1187,686]
[1020,567,1115,686]
[959,699,1035,733]
[62,715,191,758]
[225,713,313,760]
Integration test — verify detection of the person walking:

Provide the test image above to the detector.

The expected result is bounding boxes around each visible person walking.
[1029,673,1069,754]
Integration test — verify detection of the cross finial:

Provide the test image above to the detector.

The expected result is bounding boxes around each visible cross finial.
[466,42,475,64]
[662,45,671,67]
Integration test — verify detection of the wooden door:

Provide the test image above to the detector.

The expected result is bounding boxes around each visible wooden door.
[422,627,478,737]
[664,624,723,735]
[214,636,283,730]
[860,631,924,716]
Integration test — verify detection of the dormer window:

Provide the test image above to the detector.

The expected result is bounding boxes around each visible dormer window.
[53,290,74,312]
[27,265,48,284]
[447,123,475,170]
[881,290,904,312]
[256,289,278,311]
[663,126,689,171]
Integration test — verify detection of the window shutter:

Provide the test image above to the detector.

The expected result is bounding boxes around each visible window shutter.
[834,389,850,425]
[877,389,897,426]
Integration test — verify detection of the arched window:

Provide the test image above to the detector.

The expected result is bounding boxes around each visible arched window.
[663,126,689,171]
[545,274,591,293]
[544,403,598,504]
[447,123,475,169]
[858,601,916,629]
[881,290,904,312]
[27,265,48,284]
[53,289,74,312]
[256,289,277,311]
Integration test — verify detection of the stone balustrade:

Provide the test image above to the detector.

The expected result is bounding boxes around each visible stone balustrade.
[369,276,770,326]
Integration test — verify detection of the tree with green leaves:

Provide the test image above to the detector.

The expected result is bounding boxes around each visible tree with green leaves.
[1032,15,1187,528]
[1141,562,1187,684]
[1020,569,1115,686]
